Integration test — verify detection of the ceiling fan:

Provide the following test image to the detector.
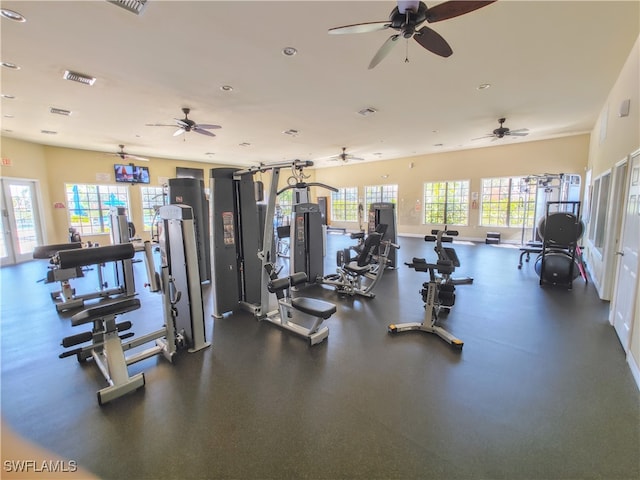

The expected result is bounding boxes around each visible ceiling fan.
[329,147,364,163]
[328,0,496,69]
[107,144,149,162]
[474,118,529,141]
[146,107,221,137]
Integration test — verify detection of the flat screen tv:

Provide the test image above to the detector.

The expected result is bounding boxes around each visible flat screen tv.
[114,164,150,184]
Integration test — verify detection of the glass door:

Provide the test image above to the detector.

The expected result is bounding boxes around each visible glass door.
[0,178,44,265]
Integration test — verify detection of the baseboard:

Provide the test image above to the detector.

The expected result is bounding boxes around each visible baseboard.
[628,350,640,391]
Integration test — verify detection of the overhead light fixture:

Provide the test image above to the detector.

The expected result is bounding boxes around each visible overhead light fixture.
[1,94,16,99]
[282,47,297,56]
[205,152,216,156]
[434,143,444,147]
[107,0,148,15]
[239,142,251,147]
[63,70,96,86]
[50,107,72,116]
[41,130,58,135]
[220,85,233,92]
[3,114,14,118]
[282,129,299,136]
[2,62,20,70]
[477,83,491,90]
[358,107,377,116]
[1,8,26,22]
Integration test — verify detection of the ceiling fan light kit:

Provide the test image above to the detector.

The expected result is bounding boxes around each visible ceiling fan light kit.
[328,0,496,68]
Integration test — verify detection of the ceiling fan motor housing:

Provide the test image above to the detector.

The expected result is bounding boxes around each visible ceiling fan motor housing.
[389,2,427,32]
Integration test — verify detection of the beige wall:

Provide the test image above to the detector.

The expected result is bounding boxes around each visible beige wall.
[315,134,589,242]
[585,35,640,385]
[0,140,231,245]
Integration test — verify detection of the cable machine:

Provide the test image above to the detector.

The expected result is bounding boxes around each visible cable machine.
[210,160,335,344]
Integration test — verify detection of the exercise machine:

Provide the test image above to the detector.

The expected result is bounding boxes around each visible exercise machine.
[428,226,473,286]
[535,201,584,289]
[35,209,138,312]
[321,226,399,298]
[388,228,469,349]
[264,266,335,345]
[168,177,211,283]
[388,255,463,350]
[280,163,338,282]
[58,204,210,405]
[367,202,398,268]
[210,160,336,344]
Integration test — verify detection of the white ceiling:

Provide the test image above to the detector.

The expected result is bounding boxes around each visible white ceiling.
[1,1,638,168]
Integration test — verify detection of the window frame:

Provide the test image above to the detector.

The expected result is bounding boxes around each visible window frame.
[480,176,538,228]
[423,180,470,226]
[330,187,359,222]
[65,183,130,236]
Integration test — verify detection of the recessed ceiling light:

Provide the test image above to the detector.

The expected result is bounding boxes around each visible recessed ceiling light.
[434,143,444,147]
[477,83,491,90]
[3,129,13,133]
[1,8,26,22]
[3,114,14,118]
[239,142,251,147]
[282,47,297,56]
[1,94,15,99]
[41,130,58,135]
[205,152,216,155]
[282,129,299,136]
[2,62,20,70]
[220,85,233,92]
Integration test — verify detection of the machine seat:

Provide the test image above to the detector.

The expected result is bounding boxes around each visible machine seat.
[291,297,337,319]
[343,262,372,275]
[71,298,141,326]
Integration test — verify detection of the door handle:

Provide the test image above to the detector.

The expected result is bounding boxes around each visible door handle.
[615,251,624,256]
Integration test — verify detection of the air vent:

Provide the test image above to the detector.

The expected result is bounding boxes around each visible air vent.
[50,107,72,116]
[107,0,147,15]
[63,70,96,86]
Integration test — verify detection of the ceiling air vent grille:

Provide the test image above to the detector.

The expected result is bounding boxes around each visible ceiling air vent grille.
[107,0,148,15]
[50,107,72,116]
[63,70,96,86]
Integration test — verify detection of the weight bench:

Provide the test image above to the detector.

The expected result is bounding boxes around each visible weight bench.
[50,243,136,312]
[265,270,335,345]
[60,298,144,405]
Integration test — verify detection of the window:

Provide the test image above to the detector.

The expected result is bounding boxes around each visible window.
[331,187,359,222]
[141,186,167,232]
[423,180,469,226]
[364,184,398,213]
[587,172,611,252]
[480,177,537,227]
[276,189,293,226]
[66,184,130,235]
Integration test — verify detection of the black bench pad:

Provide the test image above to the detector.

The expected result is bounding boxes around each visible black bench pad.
[291,297,336,319]
[71,298,141,326]
[33,242,82,259]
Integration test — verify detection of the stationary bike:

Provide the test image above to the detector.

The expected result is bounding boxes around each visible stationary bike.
[388,228,469,350]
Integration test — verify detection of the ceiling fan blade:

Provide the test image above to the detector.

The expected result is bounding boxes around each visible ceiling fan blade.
[426,1,497,23]
[413,26,453,57]
[508,131,529,137]
[195,124,222,130]
[173,128,185,137]
[175,119,189,128]
[472,134,493,141]
[127,154,149,162]
[328,21,390,35]
[509,128,529,134]
[194,128,216,137]
[368,34,400,69]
